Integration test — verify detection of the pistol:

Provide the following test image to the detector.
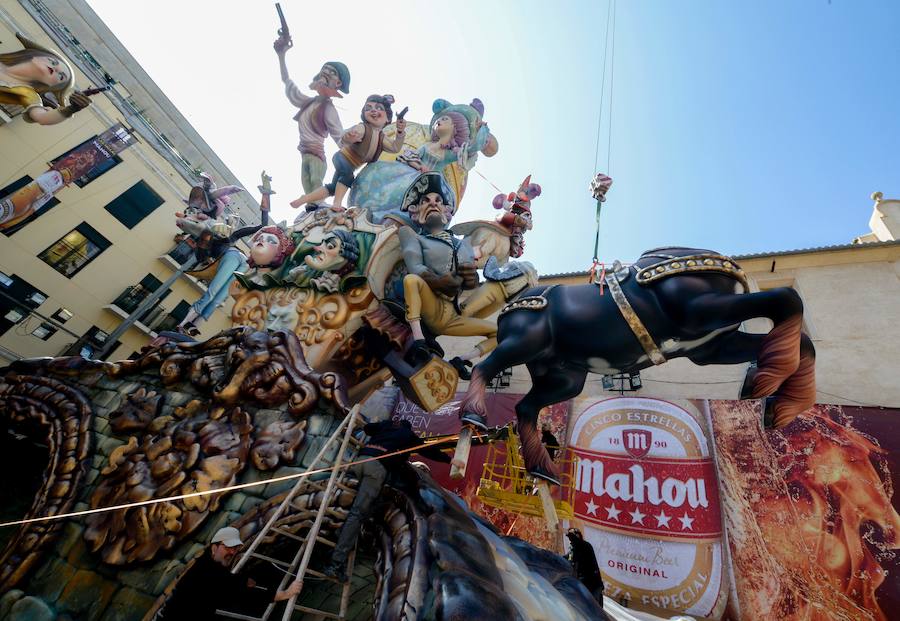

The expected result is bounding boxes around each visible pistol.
[397,106,409,121]
[275,3,292,46]
[81,85,112,96]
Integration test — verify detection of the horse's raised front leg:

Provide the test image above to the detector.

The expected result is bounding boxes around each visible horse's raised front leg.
[458,314,549,429]
[516,364,587,486]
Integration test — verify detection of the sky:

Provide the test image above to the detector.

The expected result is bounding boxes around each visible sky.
[86,0,900,276]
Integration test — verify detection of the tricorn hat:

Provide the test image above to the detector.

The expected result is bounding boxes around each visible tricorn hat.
[401,172,455,214]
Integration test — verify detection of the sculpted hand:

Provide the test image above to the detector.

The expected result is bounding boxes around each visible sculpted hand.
[273,36,292,55]
[61,92,92,117]
[396,117,407,134]
[457,262,480,289]
[457,142,470,169]
[431,273,464,297]
[344,128,363,143]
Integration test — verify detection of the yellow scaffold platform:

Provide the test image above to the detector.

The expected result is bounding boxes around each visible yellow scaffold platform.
[476,424,578,519]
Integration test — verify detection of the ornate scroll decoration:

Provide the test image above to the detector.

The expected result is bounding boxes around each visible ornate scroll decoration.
[85,399,253,564]
[409,359,458,413]
[232,285,376,370]
[231,289,268,331]
[0,373,93,591]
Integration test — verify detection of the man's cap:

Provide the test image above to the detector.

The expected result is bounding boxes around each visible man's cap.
[324,61,351,93]
[211,526,243,547]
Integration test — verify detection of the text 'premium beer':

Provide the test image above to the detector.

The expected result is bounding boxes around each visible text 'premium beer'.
[569,397,727,618]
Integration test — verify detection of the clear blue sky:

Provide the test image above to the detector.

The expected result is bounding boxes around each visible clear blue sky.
[87,0,900,275]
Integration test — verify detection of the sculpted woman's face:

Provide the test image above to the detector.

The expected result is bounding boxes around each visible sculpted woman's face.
[432,115,453,139]
[250,232,281,267]
[304,236,346,272]
[29,55,69,87]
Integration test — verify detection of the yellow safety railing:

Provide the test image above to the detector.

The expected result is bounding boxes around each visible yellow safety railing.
[476,424,578,519]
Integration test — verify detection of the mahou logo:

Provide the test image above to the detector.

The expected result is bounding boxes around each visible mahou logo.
[623,428,652,458]
[569,397,726,617]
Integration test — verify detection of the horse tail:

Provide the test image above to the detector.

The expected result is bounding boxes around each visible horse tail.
[770,334,816,428]
[751,314,802,399]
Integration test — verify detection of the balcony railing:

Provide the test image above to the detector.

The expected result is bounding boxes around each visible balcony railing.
[111,285,155,316]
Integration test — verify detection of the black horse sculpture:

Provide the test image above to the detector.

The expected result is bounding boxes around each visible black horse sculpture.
[458,247,816,485]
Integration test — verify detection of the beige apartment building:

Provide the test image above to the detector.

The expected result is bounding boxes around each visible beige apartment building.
[443,192,900,413]
[0,0,259,362]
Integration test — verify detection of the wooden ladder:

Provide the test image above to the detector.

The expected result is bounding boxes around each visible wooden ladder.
[217,405,362,621]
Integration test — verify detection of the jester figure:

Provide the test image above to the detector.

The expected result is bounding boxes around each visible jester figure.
[492,175,541,258]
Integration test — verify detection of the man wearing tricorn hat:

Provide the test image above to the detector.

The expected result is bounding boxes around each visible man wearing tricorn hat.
[396,174,498,429]
[274,33,349,195]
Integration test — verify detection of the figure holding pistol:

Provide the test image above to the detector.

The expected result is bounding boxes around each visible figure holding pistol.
[290,98,408,211]
[0,33,99,126]
[273,3,351,201]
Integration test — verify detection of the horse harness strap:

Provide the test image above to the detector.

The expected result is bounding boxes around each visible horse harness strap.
[605,275,667,366]
[635,253,748,292]
[499,284,559,317]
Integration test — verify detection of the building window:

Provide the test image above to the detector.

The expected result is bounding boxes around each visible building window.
[104,181,164,229]
[49,136,123,188]
[38,223,111,278]
[50,308,73,323]
[169,299,191,322]
[0,273,47,336]
[0,175,62,236]
[31,322,58,341]
[59,326,117,360]
[110,274,171,328]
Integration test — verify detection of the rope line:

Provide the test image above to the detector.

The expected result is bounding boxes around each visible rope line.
[606,0,617,173]
[472,169,505,194]
[590,0,618,263]
[591,0,614,175]
[0,432,469,530]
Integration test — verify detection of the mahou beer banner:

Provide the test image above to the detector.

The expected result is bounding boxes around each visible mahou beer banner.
[0,123,135,232]
[568,397,728,618]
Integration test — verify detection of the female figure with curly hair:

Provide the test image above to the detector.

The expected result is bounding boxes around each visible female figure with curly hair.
[239,225,296,287]
[405,109,471,173]
[0,33,92,125]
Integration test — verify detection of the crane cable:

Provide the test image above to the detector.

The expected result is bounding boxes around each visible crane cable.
[589,0,617,288]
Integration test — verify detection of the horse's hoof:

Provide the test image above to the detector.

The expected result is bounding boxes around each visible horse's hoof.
[528,467,561,487]
[449,357,473,380]
[740,363,758,400]
[460,412,488,431]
